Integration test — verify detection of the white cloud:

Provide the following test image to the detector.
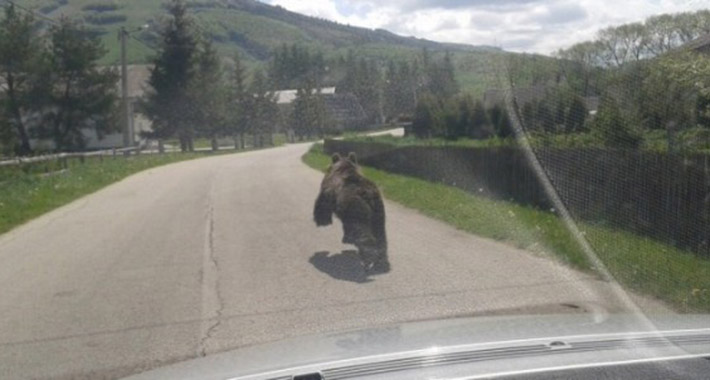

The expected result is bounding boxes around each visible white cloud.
[266,0,709,54]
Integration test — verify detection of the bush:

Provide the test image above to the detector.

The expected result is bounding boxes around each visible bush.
[412,95,443,139]
[489,104,514,138]
[592,96,642,149]
[566,96,587,133]
[469,100,492,139]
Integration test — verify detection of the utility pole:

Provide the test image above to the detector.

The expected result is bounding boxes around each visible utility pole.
[119,27,131,149]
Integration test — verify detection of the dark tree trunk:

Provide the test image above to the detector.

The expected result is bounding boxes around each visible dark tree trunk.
[179,136,188,152]
[211,136,218,152]
[6,74,32,156]
[13,118,32,156]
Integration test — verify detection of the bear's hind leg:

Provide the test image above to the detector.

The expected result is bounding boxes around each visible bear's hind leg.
[341,222,357,244]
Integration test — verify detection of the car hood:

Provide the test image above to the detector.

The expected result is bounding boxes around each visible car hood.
[124,313,710,380]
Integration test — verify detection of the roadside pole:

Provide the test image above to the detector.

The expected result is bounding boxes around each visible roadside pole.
[119,27,132,154]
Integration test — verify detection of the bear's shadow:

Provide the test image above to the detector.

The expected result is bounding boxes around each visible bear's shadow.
[310,250,373,283]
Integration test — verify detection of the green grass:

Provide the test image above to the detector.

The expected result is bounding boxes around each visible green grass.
[0,150,232,236]
[344,134,518,148]
[347,131,710,154]
[303,143,710,312]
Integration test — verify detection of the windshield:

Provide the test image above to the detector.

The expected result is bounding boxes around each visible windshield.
[1,0,709,379]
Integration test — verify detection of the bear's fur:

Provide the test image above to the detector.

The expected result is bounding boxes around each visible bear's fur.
[314,152,390,273]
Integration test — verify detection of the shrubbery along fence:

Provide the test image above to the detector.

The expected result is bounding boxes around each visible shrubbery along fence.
[325,139,710,258]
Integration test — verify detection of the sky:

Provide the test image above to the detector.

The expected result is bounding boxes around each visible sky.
[263,0,708,54]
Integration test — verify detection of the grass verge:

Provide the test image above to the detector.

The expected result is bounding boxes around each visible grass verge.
[0,150,234,236]
[346,130,710,154]
[303,143,710,312]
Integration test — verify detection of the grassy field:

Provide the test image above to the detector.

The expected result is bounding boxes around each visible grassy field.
[0,130,296,235]
[303,143,710,312]
[0,150,237,236]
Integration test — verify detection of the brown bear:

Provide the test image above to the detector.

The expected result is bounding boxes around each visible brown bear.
[313,152,390,273]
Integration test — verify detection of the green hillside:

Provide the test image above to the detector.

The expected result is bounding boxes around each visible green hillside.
[12,0,536,95]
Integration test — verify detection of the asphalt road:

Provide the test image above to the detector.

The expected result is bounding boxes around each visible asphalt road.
[0,137,669,379]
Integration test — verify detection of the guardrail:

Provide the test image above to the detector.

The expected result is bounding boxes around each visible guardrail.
[0,147,140,168]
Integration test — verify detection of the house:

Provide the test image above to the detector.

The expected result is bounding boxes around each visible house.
[274,87,336,105]
[119,64,153,147]
[583,96,600,117]
[484,85,599,117]
[78,64,153,150]
[321,93,368,130]
[17,65,153,151]
[274,86,368,133]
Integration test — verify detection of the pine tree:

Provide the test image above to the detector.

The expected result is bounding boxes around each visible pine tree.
[191,40,226,151]
[592,95,641,149]
[412,95,441,138]
[338,50,357,94]
[536,102,555,133]
[384,59,398,119]
[0,4,45,155]
[249,68,278,147]
[521,102,535,131]
[455,95,473,138]
[141,0,198,152]
[290,87,307,139]
[399,61,417,116]
[554,97,566,128]
[566,95,587,133]
[438,51,459,99]
[469,100,490,139]
[228,52,249,149]
[442,98,459,140]
[291,77,332,139]
[42,17,118,151]
[498,106,514,138]
[489,103,514,138]
[341,57,382,125]
[418,49,458,100]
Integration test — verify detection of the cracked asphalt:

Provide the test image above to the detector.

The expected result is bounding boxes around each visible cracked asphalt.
[0,140,670,379]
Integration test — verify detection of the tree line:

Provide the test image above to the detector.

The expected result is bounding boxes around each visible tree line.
[141,0,279,152]
[273,42,460,140]
[557,10,710,68]
[411,95,513,140]
[0,4,118,156]
[551,9,710,150]
[0,0,286,156]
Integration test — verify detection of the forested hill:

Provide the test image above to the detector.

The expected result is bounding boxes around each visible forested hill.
[15,0,500,65]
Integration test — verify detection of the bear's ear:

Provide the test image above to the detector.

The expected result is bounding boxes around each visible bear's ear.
[331,153,342,163]
[347,152,358,164]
